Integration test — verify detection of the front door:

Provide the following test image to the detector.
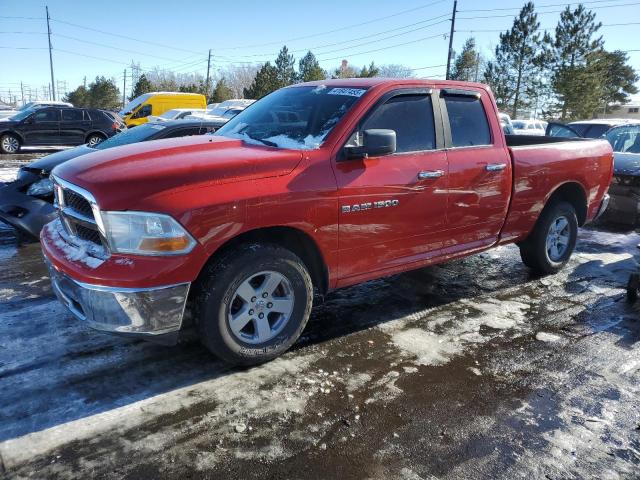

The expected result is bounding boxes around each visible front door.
[334,89,449,280]
[22,108,61,145]
[440,89,511,249]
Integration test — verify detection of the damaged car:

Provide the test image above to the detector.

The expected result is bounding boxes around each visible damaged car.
[0,120,219,239]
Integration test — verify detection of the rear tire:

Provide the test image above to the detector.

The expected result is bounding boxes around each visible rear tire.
[86,133,106,147]
[1,133,20,154]
[519,201,578,274]
[193,243,313,366]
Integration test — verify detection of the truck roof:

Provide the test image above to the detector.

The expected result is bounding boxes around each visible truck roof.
[293,78,489,89]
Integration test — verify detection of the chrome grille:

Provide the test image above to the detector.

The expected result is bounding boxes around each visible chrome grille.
[53,176,107,257]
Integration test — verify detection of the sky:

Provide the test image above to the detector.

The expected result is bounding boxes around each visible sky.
[1,0,639,103]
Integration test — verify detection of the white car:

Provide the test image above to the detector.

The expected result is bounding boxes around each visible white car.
[147,108,207,122]
[512,119,546,136]
[184,107,245,127]
[0,100,73,120]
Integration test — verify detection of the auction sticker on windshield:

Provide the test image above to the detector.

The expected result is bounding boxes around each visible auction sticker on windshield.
[328,88,367,97]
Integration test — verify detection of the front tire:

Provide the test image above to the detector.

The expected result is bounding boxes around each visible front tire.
[1,133,20,154]
[194,243,313,365]
[519,201,578,274]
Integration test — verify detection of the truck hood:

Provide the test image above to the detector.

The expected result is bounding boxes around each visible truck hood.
[52,135,303,210]
[613,151,640,176]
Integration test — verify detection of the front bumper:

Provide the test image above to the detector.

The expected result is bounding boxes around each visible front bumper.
[0,181,56,238]
[44,255,190,345]
[603,185,640,225]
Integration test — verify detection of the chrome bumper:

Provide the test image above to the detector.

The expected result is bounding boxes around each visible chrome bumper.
[44,257,190,345]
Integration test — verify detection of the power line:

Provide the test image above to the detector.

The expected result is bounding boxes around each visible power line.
[213,0,449,50]
[317,31,449,62]
[458,0,634,13]
[457,21,640,33]
[457,1,640,20]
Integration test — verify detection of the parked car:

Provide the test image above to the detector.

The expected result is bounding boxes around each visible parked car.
[0,100,74,120]
[184,107,245,127]
[0,106,124,154]
[120,92,207,128]
[41,79,612,365]
[602,123,640,224]
[147,108,207,122]
[499,112,514,135]
[512,119,546,136]
[0,120,218,238]
[545,118,632,138]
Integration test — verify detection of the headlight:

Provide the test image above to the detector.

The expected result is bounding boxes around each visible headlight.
[26,177,54,197]
[101,211,196,255]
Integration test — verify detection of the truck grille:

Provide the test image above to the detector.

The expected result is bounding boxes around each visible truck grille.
[53,176,108,258]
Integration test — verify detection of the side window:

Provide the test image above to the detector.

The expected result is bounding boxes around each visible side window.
[361,94,436,153]
[33,109,60,122]
[83,110,92,121]
[133,105,152,119]
[61,109,84,121]
[444,95,491,147]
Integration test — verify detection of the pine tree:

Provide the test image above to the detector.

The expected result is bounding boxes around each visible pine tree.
[129,74,154,101]
[298,51,326,82]
[210,77,234,103]
[357,62,379,78]
[451,38,481,82]
[482,2,544,118]
[547,5,604,119]
[595,50,639,112]
[275,46,296,88]
[63,86,90,108]
[243,62,280,99]
[87,76,121,109]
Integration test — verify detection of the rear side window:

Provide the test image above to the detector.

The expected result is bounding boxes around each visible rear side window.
[362,94,436,153]
[61,109,83,121]
[444,95,491,147]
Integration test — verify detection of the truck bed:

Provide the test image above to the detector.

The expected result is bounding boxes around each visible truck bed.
[499,136,614,243]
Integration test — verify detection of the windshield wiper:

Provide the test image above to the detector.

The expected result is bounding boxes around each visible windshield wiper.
[246,134,277,148]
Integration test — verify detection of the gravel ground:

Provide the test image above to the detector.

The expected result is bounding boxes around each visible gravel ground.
[0,164,638,479]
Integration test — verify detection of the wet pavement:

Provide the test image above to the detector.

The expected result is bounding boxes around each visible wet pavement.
[0,162,639,479]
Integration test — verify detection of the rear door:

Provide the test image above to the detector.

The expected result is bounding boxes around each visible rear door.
[22,108,61,145]
[59,108,90,144]
[440,89,511,248]
[334,88,449,279]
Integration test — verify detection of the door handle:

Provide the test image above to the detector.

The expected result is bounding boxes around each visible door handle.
[485,163,507,172]
[418,170,444,179]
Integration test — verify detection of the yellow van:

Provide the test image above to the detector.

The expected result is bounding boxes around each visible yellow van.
[120,92,207,127]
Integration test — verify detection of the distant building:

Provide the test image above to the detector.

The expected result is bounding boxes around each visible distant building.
[597,94,640,121]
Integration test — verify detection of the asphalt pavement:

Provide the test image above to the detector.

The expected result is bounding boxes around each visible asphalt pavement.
[0,161,638,480]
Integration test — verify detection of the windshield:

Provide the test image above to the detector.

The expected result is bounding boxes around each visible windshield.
[605,125,640,153]
[10,109,36,121]
[159,109,179,119]
[215,85,368,150]
[120,94,150,116]
[91,123,165,150]
[512,121,526,129]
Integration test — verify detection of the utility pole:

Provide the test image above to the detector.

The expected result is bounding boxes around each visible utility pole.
[445,0,457,80]
[46,6,56,100]
[20,82,25,106]
[122,69,127,108]
[205,49,212,97]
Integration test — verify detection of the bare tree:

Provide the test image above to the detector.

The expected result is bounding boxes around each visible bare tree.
[377,64,415,78]
[215,64,261,98]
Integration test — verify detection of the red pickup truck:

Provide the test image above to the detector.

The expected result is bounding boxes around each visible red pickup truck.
[41,79,613,365]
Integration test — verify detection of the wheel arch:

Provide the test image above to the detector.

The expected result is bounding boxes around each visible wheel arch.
[84,130,107,142]
[544,181,588,226]
[197,226,330,296]
[0,129,24,144]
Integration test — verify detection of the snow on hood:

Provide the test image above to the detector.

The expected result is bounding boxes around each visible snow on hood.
[52,135,303,211]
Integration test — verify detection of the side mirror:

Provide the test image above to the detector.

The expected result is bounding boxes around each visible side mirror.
[344,129,396,160]
[24,117,34,125]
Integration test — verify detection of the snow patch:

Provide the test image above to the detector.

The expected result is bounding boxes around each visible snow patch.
[535,331,562,343]
[391,328,461,366]
[44,219,105,269]
[0,167,18,183]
